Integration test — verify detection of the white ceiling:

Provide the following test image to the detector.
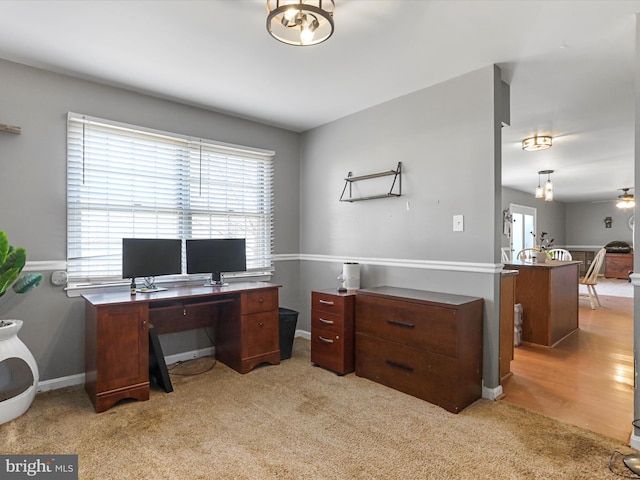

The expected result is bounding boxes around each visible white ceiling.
[0,0,637,203]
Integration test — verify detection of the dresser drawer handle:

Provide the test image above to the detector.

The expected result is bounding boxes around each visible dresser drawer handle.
[319,336,334,344]
[387,319,415,329]
[319,317,334,325]
[385,360,414,372]
[319,299,335,306]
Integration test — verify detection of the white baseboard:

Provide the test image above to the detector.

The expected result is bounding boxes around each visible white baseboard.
[630,433,640,450]
[36,346,216,393]
[296,329,310,340]
[482,384,503,400]
[37,373,85,392]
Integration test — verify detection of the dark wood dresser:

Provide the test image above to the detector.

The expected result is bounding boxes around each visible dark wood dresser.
[355,286,483,414]
[605,253,633,279]
[310,289,355,375]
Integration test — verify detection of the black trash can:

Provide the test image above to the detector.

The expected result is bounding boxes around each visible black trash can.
[278,307,298,360]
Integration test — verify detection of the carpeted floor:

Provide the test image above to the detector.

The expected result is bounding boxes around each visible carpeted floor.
[1,338,637,479]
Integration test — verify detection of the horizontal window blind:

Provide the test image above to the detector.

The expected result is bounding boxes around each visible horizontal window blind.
[67,113,274,284]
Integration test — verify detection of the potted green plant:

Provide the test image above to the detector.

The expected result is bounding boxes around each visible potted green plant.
[0,230,43,424]
[0,230,43,324]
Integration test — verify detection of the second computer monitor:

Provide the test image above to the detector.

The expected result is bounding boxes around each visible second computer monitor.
[186,238,247,286]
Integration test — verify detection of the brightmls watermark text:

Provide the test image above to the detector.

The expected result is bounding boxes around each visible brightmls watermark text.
[0,455,78,479]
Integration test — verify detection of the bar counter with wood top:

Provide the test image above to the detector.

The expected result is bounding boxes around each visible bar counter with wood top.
[503,259,581,347]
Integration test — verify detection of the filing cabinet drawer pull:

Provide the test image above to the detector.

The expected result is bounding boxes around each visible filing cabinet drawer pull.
[319,336,334,344]
[319,299,335,306]
[385,360,414,372]
[319,317,334,325]
[386,319,415,329]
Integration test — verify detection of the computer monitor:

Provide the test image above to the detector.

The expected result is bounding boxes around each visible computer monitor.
[122,238,182,290]
[186,238,247,286]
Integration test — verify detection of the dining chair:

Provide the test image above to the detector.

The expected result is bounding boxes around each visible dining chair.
[548,248,572,261]
[579,248,606,309]
[516,248,537,261]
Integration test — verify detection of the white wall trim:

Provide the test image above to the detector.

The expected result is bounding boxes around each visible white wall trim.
[29,255,502,278]
[482,384,503,400]
[24,260,67,272]
[296,329,310,340]
[631,433,640,451]
[36,346,216,393]
[630,273,640,287]
[37,373,85,392]
[295,253,501,274]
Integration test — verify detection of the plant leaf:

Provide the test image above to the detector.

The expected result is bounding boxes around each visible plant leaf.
[0,231,8,265]
[0,247,26,275]
[0,267,21,297]
[12,273,43,294]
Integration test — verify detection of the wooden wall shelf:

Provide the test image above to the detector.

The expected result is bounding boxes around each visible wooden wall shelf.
[0,124,21,135]
[340,162,402,202]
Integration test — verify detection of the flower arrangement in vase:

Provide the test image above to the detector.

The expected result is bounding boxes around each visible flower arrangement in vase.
[531,231,554,262]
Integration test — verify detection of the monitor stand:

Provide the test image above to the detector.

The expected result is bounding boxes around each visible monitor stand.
[137,277,168,293]
[206,272,228,287]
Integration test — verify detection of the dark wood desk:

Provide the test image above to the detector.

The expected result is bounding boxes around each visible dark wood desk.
[83,282,280,412]
[504,260,580,347]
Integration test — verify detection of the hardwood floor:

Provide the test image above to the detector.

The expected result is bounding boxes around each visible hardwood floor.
[500,293,634,444]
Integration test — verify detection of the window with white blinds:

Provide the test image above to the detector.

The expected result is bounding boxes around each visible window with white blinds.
[67,112,274,284]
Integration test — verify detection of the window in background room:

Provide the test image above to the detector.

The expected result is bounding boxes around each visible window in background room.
[66,113,274,285]
[510,204,536,257]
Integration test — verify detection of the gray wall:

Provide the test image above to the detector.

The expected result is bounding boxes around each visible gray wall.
[0,58,301,381]
[298,65,505,391]
[566,201,634,248]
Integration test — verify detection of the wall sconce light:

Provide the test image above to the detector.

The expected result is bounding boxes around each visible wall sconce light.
[604,217,612,228]
[522,136,552,151]
[535,170,554,201]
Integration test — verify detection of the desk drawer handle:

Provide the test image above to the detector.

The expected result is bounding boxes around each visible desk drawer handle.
[258,298,265,303]
[319,336,334,344]
[387,319,415,329]
[386,360,414,372]
[319,317,334,325]
[319,299,334,306]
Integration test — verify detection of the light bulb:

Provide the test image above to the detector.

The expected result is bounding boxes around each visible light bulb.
[544,180,553,202]
[535,185,544,198]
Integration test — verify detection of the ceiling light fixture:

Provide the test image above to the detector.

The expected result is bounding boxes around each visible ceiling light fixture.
[522,136,552,151]
[616,188,635,209]
[266,0,335,46]
[535,170,554,202]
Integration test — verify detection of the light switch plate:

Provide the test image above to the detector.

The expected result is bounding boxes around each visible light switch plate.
[453,214,464,232]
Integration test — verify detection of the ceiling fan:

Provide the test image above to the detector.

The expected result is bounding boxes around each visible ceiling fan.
[592,187,635,208]
[615,188,635,209]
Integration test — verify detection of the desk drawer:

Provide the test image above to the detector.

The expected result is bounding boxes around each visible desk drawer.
[355,333,470,413]
[311,309,345,334]
[312,291,346,314]
[149,302,215,334]
[241,288,278,314]
[356,296,458,358]
[311,327,350,374]
[242,311,279,358]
